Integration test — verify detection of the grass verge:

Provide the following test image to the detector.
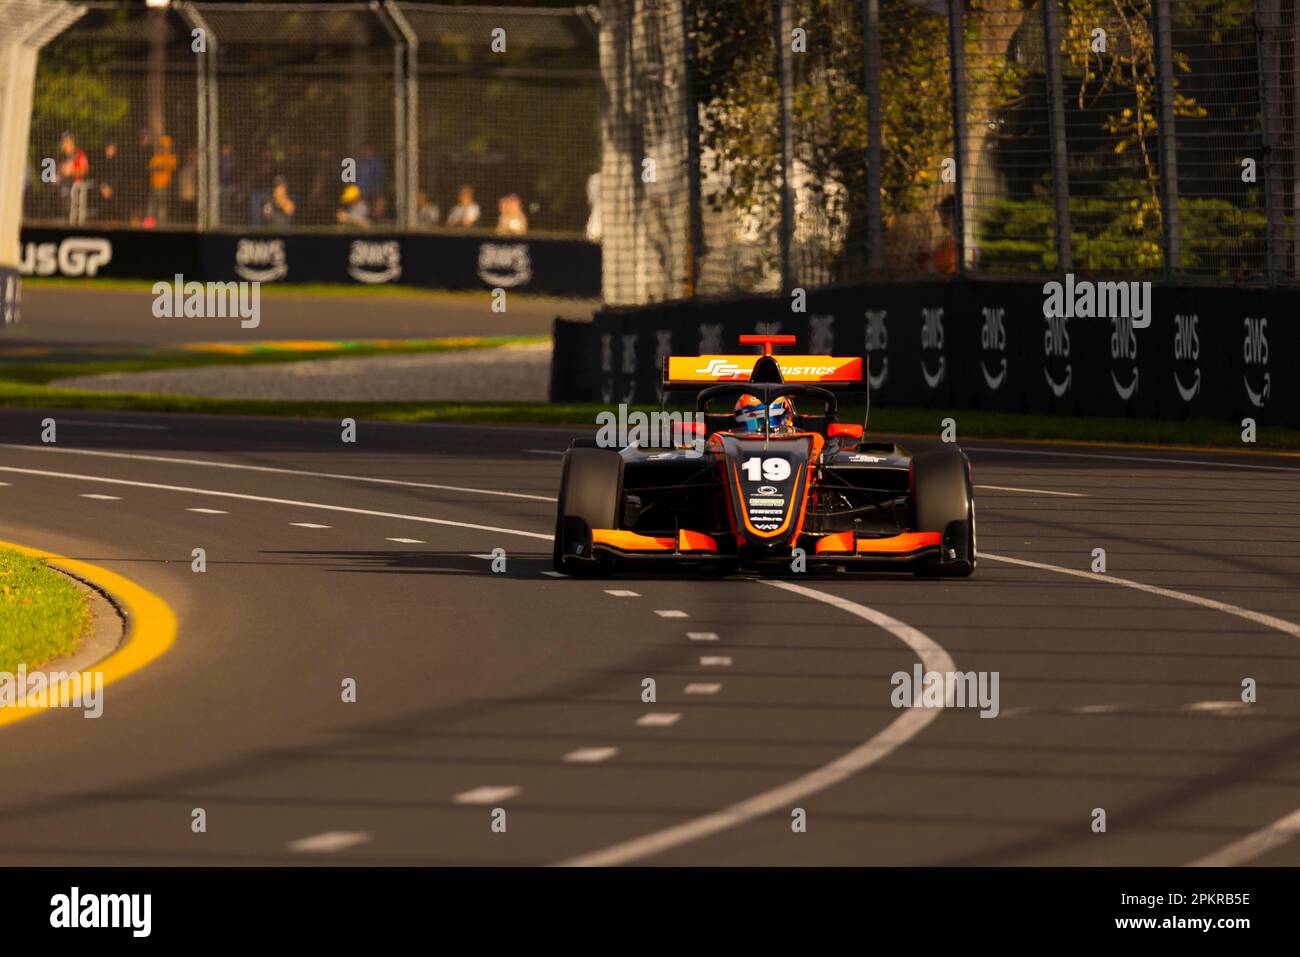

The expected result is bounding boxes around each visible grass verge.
[0,547,89,673]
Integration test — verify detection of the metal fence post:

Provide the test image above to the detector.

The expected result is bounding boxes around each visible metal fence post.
[772,0,795,292]
[1254,0,1286,284]
[680,0,703,297]
[1151,0,1181,278]
[1040,0,1071,272]
[862,0,882,274]
[945,0,969,274]
[375,1,413,231]
[177,2,217,231]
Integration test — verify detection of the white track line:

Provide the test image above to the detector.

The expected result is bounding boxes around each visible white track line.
[1189,809,1300,867]
[980,550,1300,867]
[287,831,372,854]
[523,448,565,456]
[0,444,555,502]
[79,493,121,500]
[0,466,553,542]
[563,747,619,764]
[699,656,732,667]
[386,537,424,544]
[655,609,688,618]
[967,445,1300,473]
[636,713,682,727]
[975,484,1086,498]
[559,579,955,867]
[687,632,720,642]
[685,683,722,695]
[186,508,228,514]
[605,589,640,597]
[454,785,520,804]
[290,523,331,529]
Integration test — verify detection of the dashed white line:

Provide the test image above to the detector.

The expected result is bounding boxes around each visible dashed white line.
[453,785,521,804]
[699,656,732,667]
[79,494,121,500]
[287,831,372,854]
[655,609,689,618]
[559,579,956,867]
[967,444,1300,473]
[687,631,720,642]
[563,747,619,764]
[975,484,1086,498]
[186,508,228,514]
[386,537,425,544]
[290,522,332,529]
[685,683,722,695]
[605,589,640,598]
[0,466,554,541]
[636,713,682,727]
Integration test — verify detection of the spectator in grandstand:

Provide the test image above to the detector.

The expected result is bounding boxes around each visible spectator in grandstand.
[336,184,370,228]
[57,132,88,223]
[918,195,977,274]
[97,142,121,222]
[178,149,199,222]
[304,147,335,225]
[416,191,440,227]
[371,194,394,227]
[496,193,528,235]
[147,134,178,226]
[219,143,241,225]
[262,174,296,226]
[585,171,601,242]
[446,185,480,227]
[356,145,384,202]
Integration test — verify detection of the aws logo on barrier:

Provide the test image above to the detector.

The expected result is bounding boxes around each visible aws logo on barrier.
[920,307,945,389]
[1110,313,1140,400]
[478,243,531,288]
[980,306,1007,391]
[348,240,401,284]
[18,237,112,277]
[1243,316,1270,408]
[235,239,287,282]
[864,309,888,389]
[1173,313,1200,401]
[1043,312,1071,397]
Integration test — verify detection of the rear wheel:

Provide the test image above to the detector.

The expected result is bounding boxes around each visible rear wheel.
[911,447,975,578]
[553,447,623,577]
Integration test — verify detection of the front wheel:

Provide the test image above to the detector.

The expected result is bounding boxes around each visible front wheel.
[553,447,623,577]
[910,447,975,578]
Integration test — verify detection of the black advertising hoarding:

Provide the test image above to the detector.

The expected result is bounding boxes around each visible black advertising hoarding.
[17,227,600,298]
[569,278,1299,429]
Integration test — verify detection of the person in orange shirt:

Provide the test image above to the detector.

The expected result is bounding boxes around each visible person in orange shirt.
[146,134,178,226]
[919,195,959,274]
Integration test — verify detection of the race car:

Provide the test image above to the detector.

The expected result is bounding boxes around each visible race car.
[553,334,975,578]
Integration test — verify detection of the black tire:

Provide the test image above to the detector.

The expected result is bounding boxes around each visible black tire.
[911,446,976,578]
[553,447,623,576]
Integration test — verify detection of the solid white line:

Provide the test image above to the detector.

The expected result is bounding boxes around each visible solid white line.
[685,683,722,695]
[0,482,10,486]
[979,549,1300,867]
[387,537,425,544]
[636,713,682,727]
[967,445,1300,473]
[59,419,170,431]
[287,831,372,854]
[975,484,1087,498]
[0,444,555,502]
[605,589,640,597]
[290,522,331,529]
[563,747,619,764]
[655,609,688,618]
[687,632,720,642]
[79,493,121,500]
[981,552,1300,639]
[453,785,521,804]
[1189,808,1300,867]
[470,553,497,560]
[523,448,565,456]
[0,466,554,542]
[186,508,228,514]
[560,578,956,866]
[699,656,732,667]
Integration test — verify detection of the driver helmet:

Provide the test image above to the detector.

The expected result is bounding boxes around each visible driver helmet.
[733,394,797,433]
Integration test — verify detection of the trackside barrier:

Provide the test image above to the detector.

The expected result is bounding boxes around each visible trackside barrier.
[555,279,1299,429]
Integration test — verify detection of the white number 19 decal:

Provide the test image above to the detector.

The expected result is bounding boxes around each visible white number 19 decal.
[741,457,792,482]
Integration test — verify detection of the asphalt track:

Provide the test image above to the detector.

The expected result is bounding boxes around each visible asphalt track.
[0,408,1298,866]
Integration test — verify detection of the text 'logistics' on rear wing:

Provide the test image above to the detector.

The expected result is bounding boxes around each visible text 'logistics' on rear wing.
[661,355,868,391]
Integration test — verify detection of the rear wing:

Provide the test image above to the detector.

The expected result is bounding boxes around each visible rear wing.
[661,354,868,391]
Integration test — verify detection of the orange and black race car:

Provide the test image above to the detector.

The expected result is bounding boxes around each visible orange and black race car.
[553,335,975,578]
